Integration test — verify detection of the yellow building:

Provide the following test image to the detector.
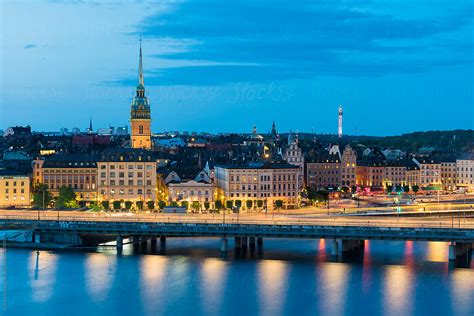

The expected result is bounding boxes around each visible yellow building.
[130,41,152,149]
[0,170,31,208]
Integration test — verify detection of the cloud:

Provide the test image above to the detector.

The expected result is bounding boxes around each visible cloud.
[114,0,474,86]
[23,44,37,49]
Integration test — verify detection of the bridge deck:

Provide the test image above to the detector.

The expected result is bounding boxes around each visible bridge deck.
[1,218,473,242]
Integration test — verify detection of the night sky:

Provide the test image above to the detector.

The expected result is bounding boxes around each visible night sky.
[1,0,473,135]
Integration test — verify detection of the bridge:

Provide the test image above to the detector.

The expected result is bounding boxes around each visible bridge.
[1,212,473,264]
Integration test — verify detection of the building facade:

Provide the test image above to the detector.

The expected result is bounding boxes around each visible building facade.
[167,171,215,209]
[33,155,98,203]
[214,162,299,210]
[0,171,30,207]
[340,145,356,188]
[284,133,304,189]
[355,163,384,191]
[306,153,340,190]
[412,158,441,188]
[441,161,457,191]
[97,149,156,207]
[456,159,474,191]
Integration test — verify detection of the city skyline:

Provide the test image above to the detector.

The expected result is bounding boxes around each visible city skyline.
[1,0,473,135]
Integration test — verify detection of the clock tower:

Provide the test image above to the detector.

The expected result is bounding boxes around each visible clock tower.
[130,40,152,149]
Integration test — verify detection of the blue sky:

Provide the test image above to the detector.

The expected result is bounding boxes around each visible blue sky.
[1,0,473,135]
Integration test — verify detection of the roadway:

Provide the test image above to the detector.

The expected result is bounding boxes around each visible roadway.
[1,209,473,229]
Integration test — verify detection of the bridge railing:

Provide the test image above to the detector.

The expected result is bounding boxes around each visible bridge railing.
[1,214,473,230]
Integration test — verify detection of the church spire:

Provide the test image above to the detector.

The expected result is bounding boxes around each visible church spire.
[138,37,144,88]
[88,116,93,134]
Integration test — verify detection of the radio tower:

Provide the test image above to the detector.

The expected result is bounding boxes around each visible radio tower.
[338,105,343,139]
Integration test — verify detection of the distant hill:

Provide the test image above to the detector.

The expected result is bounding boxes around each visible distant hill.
[296,130,474,153]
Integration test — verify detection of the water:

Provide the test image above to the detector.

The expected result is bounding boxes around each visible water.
[1,239,473,316]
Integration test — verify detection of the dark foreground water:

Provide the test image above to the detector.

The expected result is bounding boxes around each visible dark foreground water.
[0,239,473,316]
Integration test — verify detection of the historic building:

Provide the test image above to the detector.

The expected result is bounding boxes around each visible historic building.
[284,132,304,189]
[97,149,156,207]
[356,161,384,191]
[306,152,340,190]
[412,157,441,189]
[167,170,216,210]
[33,154,98,203]
[441,160,457,191]
[0,170,31,208]
[130,41,152,149]
[382,161,407,188]
[214,162,300,210]
[456,158,474,191]
[340,145,356,188]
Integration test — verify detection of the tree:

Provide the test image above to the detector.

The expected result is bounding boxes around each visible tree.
[246,200,253,209]
[192,201,200,212]
[274,199,284,209]
[147,200,155,210]
[257,200,264,208]
[215,200,223,209]
[225,200,233,209]
[136,201,144,210]
[204,201,210,210]
[403,185,410,193]
[32,183,52,208]
[124,201,132,210]
[89,203,101,212]
[412,185,419,195]
[351,186,357,194]
[181,201,189,208]
[171,201,178,207]
[56,186,76,209]
[158,200,166,209]
[395,185,402,193]
[65,200,80,208]
[101,200,110,210]
[341,187,349,193]
[235,200,242,208]
[385,184,393,194]
[112,200,121,210]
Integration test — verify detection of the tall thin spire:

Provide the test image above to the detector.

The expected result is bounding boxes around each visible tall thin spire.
[89,116,93,134]
[138,37,144,88]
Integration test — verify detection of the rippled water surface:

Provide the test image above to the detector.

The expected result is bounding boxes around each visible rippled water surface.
[1,239,473,316]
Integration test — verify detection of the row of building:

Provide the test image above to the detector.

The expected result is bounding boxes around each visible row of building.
[1,143,472,209]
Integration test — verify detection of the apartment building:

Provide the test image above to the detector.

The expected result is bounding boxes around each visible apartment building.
[214,162,299,209]
[0,170,30,207]
[32,154,98,203]
[97,149,156,206]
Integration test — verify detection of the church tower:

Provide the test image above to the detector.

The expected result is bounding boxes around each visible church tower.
[130,40,152,149]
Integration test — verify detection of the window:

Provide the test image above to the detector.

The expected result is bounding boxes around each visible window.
[139,125,144,134]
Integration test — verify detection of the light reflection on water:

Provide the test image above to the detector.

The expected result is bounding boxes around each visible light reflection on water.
[28,251,57,303]
[200,258,228,315]
[85,253,116,302]
[257,259,288,316]
[383,265,414,316]
[2,239,473,316]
